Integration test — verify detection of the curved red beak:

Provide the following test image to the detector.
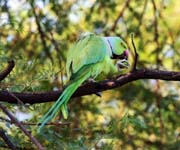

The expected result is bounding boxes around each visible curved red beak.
[123,49,129,60]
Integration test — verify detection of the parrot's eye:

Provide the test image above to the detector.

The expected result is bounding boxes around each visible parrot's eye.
[120,42,126,49]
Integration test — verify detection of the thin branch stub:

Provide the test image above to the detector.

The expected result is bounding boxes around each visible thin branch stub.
[0,60,15,81]
[130,33,139,72]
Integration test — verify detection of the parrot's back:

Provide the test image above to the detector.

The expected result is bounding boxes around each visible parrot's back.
[66,34,108,78]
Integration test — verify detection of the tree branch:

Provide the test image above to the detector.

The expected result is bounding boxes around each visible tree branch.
[138,0,148,27]
[0,129,16,150]
[0,60,15,81]
[111,0,131,31]
[0,68,180,104]
[0,116,70,126]
[30,1,53,63]
[131,33,138,72]
[0,104,44,150]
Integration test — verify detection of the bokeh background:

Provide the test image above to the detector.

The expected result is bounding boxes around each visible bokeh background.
[0,0,180,149]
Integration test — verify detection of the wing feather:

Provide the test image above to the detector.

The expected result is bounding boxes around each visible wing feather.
[66,34,108,77]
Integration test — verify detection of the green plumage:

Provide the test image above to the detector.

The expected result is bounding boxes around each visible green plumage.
[38,34,128,131]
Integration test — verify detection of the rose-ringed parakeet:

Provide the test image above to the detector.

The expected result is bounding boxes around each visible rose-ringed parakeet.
[38,34,129,131]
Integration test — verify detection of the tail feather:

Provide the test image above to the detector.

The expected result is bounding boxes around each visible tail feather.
[61,104,68,119]
[38,92,66,126]
[38,67,91,132]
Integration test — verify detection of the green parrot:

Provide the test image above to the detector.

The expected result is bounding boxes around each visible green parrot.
[38,34,129,131]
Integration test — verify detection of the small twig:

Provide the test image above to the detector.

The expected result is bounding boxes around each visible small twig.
[139,0,148,27]
[154,80,164,142]
[159,13,174,45]
[7,90,24,105]
[0,117,70,126]
[111,0,131,31]
[0,104,44,150]
[151,0,159,45]
[0,117,11,123]
[28,122,70,126]
[0,129,16,150]
[0,60,15,81]
[30,1,53,63]
[130,33,138,72]
[151,0,161,67]
[49,32,64,87]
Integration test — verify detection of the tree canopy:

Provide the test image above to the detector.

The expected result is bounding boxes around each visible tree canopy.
[0,0,180,149]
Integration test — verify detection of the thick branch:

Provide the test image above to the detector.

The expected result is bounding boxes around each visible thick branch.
[0,69,180,104]
[0,60,15,81]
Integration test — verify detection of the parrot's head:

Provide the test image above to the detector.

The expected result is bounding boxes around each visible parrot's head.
[105,37,129,69]
[106,37,129,60]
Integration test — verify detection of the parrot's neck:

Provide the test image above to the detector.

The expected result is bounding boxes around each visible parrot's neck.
[102,37,113,57]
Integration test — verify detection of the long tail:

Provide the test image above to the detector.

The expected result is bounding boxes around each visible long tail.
[38,67,91,132]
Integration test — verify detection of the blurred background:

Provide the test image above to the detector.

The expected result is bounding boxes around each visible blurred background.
[0,0,180,149]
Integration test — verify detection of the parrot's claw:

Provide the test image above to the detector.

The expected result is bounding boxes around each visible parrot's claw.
[83,78,96,85]
[87,79,101,97]
[95,92,102,97]
[88,78,96,83]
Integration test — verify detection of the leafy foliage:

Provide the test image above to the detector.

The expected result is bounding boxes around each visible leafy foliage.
[0,0,180,149]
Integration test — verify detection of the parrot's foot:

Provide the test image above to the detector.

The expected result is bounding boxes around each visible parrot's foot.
[95,92,102,97]
[86,78,102,97]
[83,78,96,85]
[117,59,129,70]
[88,78,96,83]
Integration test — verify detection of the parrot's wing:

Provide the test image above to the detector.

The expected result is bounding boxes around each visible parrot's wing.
[66,34,108,77]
